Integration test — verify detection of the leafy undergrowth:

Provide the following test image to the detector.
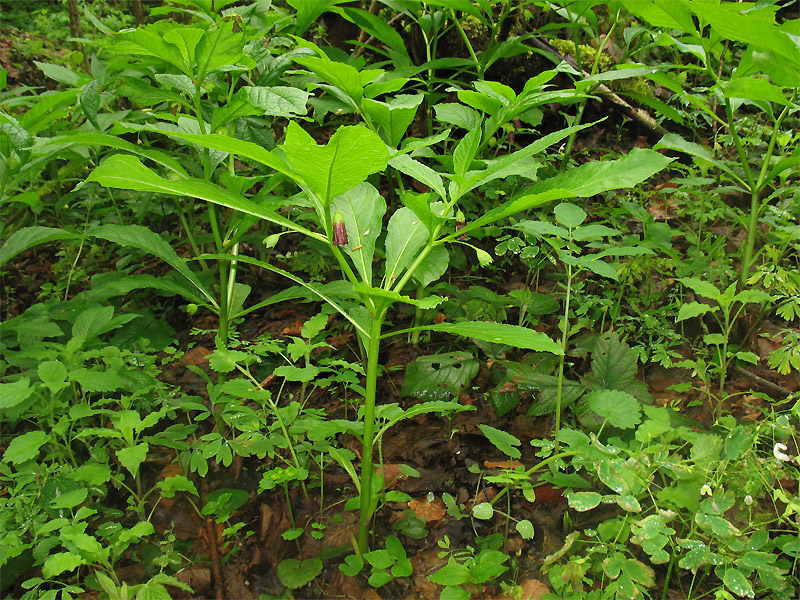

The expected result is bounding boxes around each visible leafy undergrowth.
[1,1,800,600]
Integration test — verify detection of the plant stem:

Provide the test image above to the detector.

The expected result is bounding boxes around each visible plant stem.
[358,312,386,553]
[554,263,573,454]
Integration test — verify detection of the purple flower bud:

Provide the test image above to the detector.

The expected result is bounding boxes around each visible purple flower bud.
[332,211,348,246]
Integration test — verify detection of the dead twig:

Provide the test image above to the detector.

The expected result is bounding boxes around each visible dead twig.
[528,36,668,138]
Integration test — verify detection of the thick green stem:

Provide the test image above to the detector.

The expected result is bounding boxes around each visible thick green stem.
[738,92,796,289]
[358,313,386,553]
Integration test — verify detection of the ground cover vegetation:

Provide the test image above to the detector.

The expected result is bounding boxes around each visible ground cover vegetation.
[1,0,799,598]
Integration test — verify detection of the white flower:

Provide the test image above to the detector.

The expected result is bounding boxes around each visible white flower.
[773,442,791,462]
[700,484,713,496]
[744,495,753,506]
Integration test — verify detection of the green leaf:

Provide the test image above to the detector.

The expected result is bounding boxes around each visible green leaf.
[283,122,389,205]
[429,560,471,586]
[42,552,84,579]
[426,321,562,354]
[80,79,101,130]
[530,149,672,198]
[567,491,603,511]
[720,77,791,106]
[401,352,479,401]
[86,154,322,244]
[273,365,321,382]
[194,21,244,81]
[586,390,641,429]
[35,61,83,86]
[0,226,78,268]
[453,127,481,177]
[680,277,721,300]
[478,424,521,459]
[73,305,114,342]
[389,153,447,200]
[554,202,587,228]
[117,443,149,479]
[384,207,429,285]
[2,430,49,464]
[276,557,323,589]
[354,283,444,310]
[289,0,344,36]
[157,475,199,498]
[471,502,494,520]
[293,54,364,105]
[621,0,696,32]
[677,301,713,322]
[689,2,800,64]
[51,488,88,509]
[90,222,215,307]
[720,567,755,598]
[0,378,34,409]
[332,183,386,285]
[434,103,481,130]
[412,245,449,287]
[588,330,641,391]
[516,519,535,539]
[362,94,424,147]
[38,361,69,394]
[111,25,190,74]
[244,86,310,118]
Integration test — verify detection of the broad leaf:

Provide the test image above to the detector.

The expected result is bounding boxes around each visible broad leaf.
[2,430,49,464]
[87,156,322,242]
[90,222,215,307]
[586,389,642,429]
[529,149,673,199]
[401,352,479,401]
[424,321,562,354]
[283,122,389,205]
[331,183,386,285]
[194,21,244,80]
[362,94,423,147]
[0,226,78,268]
[244,86,310,118]
[389,153,447,200]
[478,424,521,459]
[384,207,429,285]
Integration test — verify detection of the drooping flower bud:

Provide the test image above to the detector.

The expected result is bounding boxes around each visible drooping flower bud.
[455,210,467,240]
[332,211,348,246]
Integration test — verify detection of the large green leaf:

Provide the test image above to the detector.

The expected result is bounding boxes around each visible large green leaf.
[412,245,449,287]
[244,86,310,118]
[336,6,412,67]
[111,24,190,75]
[401,352,479,401]
[621,0,696,32]
[384,207,429,286]
[0,226,78,268]
[331,183,386,285]
[86,155,323,242]
[528,149,673,199]
[195,21,244,81]
[44,132,188,176]
[283,122,389,205]
[689,2,800,65]
[421,321,562,354]
[389,153,447,200]
[362,94,424,147]
[90,223,214,306]
[294,54,365,105]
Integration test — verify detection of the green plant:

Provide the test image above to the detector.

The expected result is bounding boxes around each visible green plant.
[674,278,772,407]
[621,0,800,287]
[539,402,800,599]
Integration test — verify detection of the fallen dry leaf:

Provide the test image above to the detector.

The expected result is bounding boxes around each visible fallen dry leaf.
[408,497,446,522]
[484,460,524,470]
